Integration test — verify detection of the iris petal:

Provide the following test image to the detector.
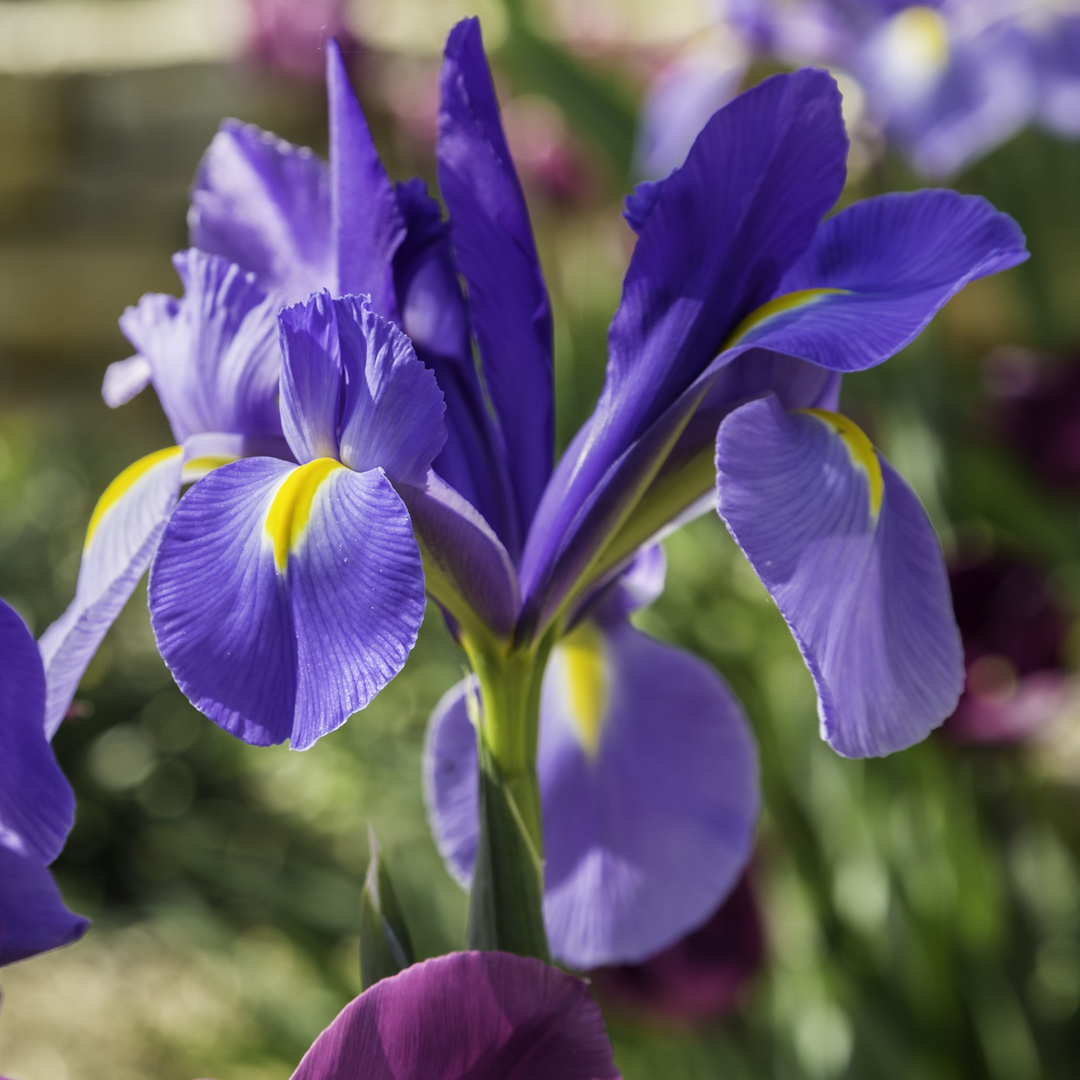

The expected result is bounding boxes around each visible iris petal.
[291,951,620,1080]
[425,621,759,968]
[733,189,1028,371]
[188,117,332,303]
[40,447,185,737]
[149,457,426,749]
[715,394,963,757]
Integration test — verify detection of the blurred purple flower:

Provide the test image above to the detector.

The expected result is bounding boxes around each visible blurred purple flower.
[246,0,356,82]
[943,553,1076,745]
[641,1,1080,178]
[589,872,764,1026]
[0,599,88,966]
[288,952,621,1080]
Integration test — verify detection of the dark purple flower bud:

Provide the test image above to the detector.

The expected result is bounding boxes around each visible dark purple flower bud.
[588,872,763,1027]
[289,951,621,1080]
[943,552,1075,744]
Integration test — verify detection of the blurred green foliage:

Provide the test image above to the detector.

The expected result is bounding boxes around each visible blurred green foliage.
[2,7,1080,1080]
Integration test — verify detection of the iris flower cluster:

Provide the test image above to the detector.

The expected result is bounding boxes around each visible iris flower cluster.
[641,0,1080,179]
[2,12,1030,1069]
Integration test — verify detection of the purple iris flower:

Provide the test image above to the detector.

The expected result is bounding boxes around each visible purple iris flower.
[0,598,88,965]
[278,952,620,1079]
[641,0,1080,179]
[425,549,760,967]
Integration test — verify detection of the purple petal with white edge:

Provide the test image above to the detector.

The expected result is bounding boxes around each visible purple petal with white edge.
[523,69,847,604]
[0,842,88,967]
[438,18,554,534]
[0,600,73,864]
[425,620,760,968]
[396,472,519,641]
[278,291,346,463]
[189,118,333,303]
[326,39,405,320]
[119,250,283,444]
[733,190,1028,371]
[40,446,185,737]
[102,355,152,408]
[149,457,426,750]
[335,295,446,485]
[715,394,964,757]
[291,951,620,1080]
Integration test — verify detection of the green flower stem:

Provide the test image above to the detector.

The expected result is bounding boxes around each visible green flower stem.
[462,633,556,961]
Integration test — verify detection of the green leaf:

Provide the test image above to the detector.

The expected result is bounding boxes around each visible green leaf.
[359,825,415,990]
[466,743,551,962]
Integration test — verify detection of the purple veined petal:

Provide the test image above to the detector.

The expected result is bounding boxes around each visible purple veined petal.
[278,292,447,484]
[438,17,555,536]
[119,250,283,444]
[326,38,406,320]
[291,951,621,1080]
[393,178,521,554]
[0,841,88,967]
[149,457,427,750]
[101,355,152,408]
[635,28,750,180]
[0,600,73,864]
[188,118,333,303]
[715,394,964,757]
[728,189,1027,372]
[523,68,848,608]
[40,446,186,738]
[425,618,760,968]
[396,472,520,642]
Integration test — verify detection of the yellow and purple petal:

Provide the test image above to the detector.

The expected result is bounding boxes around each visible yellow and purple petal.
[149,457,426,749]
[715,394,963,757]
[730,190,1027,371]
[291,951,620,1080]
[425,621,759,968]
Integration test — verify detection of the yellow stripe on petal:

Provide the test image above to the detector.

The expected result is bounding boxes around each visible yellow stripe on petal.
[724,288,848,349]
[800,408,884,519]
[558,621,609,759]
[265,458,345,572]
[182,455,237,484]
[85,446,183,548]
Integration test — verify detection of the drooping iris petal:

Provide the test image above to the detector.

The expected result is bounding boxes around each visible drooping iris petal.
[39,447,185,737]
[732,190,1027,371]
[150,458,426,749]
[291,952,620,1080]
[438,17,554,535]
[426,621,759,968]
[715,394,963,757]
[119,249,283,443]
[0,842,88,967]
[188,117,332,303]
[326,39,406,320]
[278,292,447,483]
[522,67,847,604]
[0,600,73,863]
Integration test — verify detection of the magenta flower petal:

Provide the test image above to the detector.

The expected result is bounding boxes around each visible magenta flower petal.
[291,952,620,1080]
[715,394,963,757]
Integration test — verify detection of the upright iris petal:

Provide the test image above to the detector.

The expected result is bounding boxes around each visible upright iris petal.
[426,564,759,968]
[715,394,963,757]
[0,599,88,966]
[290,952,620,1080]
[149,294,446,748]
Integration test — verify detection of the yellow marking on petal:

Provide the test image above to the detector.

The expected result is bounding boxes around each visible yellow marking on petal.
[724,288,848,349]
[558,621,609,759]
[800,408,883,519]
[85,446,183,549]
[264,457,345,573]
[181,455,236,484]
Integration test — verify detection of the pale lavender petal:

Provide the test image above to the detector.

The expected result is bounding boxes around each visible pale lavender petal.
[715,394,964,757]
[101,355,152,408]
